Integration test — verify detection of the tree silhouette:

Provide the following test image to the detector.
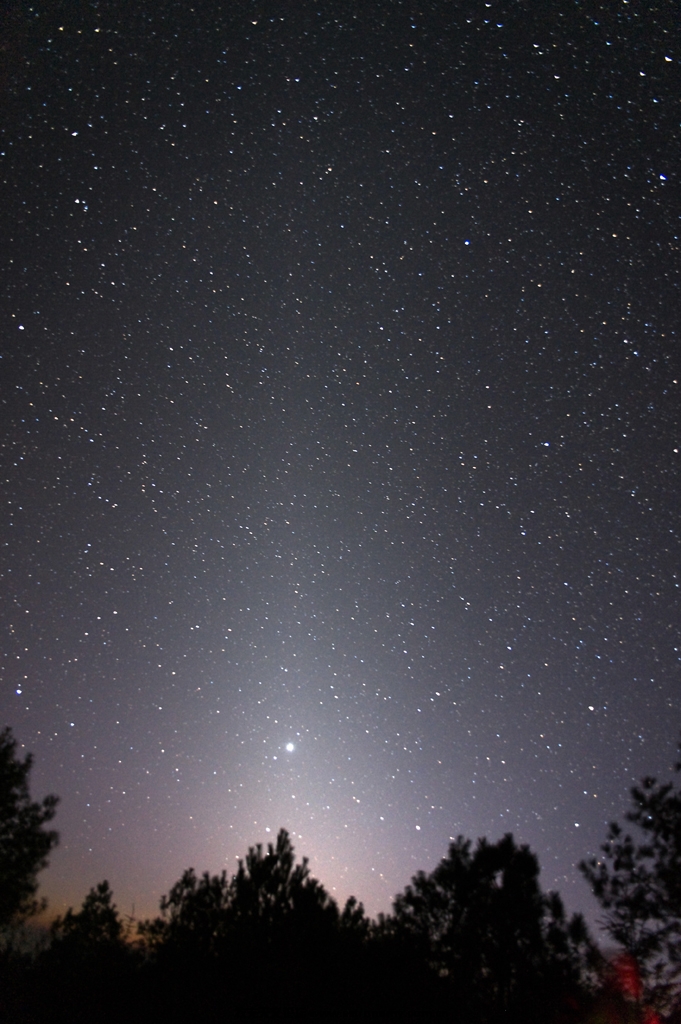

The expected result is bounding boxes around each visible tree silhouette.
[389,832,595,1021]
[0,819,614,1023]
[141,827,343,957]
[229,826,341,946]
[138,829,365,1020]
[50,880,124,950]
[32,881,139,1024]
[0,726,58,929]
[140,865,231,959]
[580,744,681,1014]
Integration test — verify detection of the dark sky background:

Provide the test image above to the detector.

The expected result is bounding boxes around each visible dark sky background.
[1,0,679,927]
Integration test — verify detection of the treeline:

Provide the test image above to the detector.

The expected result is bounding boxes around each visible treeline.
[1,727,680,1023]
[3,828,595,1023]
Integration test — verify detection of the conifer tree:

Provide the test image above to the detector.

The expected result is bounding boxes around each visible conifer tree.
[0,727,58,928]
[580,745,681,1014]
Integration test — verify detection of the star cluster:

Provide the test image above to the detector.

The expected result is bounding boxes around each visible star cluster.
[1,1,679,923]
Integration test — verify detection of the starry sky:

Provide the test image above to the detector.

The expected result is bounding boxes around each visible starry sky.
[1,0,679,927]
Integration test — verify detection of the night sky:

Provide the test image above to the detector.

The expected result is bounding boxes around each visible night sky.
[2,0,679,927]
